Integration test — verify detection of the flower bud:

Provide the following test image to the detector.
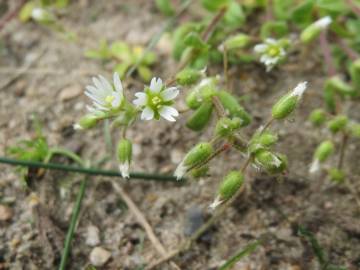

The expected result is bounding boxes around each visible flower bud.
[271,81,308,119]
[210,171,244,209]
[309,109,327,126]
[190,166,209,178]
[314,140,334,162]
[254,150,287,174]
[220,33,251,51]
[214,117,241,137]
[349,59,360,90]
[73,115,98,130]
[31,8,55,24]
[117,139,132,178]
[176,68,202,86]
[174,142,213,180]
[327,115,348,134]
[217,91,251,127]
[328,168,345,183]
[300,16,332,43]
[186,89,202,109]
[248,130,278,154]
[186,101,213,131]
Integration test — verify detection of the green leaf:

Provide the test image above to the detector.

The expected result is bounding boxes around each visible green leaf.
[273,0,294,20]
[291,0,314,28]
[114,63,130,78]
[260,20,289,39]
[223,1,245,28]
[56,0,70,8]
[155,0,175,16]
[184,32,207,49]
[84,40,111,60]
[201,0,230,12]
[110,41,131,62]
[316,0,350,14]
[219,241,261,270]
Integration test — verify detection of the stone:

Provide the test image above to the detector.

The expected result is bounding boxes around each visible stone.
[58,85,82,101]
[0,205,13,221]
[89,247,111,267]
[86,225,100,246]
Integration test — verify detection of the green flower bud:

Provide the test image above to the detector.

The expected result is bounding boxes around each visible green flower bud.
[174,142,213,180]
[327,76,355,97]
[221,33,251,51]
[190,166,209,178]
[349,59,360,90]
[300,16,332,43]
[186,101,213,131]
[328,168,345,183]
[74,115,98,130]
[327,115,348,133]
[214,117,241,137]
[309,109,327,126]
[254,150,287,174]
[314,140,334,162]
[349,122,360,138]
[217,91,251,127]
[271,82,308,119]
[210,171,244,209]
[176,68,202,86]
[117,139,132,178]
[249,130,278,154]
[186,89,202,109]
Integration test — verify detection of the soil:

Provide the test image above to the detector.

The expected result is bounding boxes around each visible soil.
[0,1,359,270]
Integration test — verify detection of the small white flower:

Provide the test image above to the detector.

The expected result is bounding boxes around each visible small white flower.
[290,81,308,99]
[254,38,287,72]
[85,72,124,113]
[133,77,179,122]
[119,162,130,179]
[313,16,332,30]
[309,159,320,174]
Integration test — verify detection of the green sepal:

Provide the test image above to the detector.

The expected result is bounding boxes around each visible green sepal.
[183,142,213,168]
[184,32,208,50]
[176,68,202,86]
[254,150,287,174]
[248,131,278,154]
[76,114,99,129]
[214,117,241,137]
[190,166,209,178]
[219,171,244,200]
[271,93,298,120]
[327,115,348,133]
[314,140,334,162]
[186,101,214,131]
[117,139,132,163]
[309,109,327,126]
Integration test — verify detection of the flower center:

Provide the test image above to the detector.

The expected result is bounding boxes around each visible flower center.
[105,95,115,104]
[152,96,162,105]
[268,47,279,57]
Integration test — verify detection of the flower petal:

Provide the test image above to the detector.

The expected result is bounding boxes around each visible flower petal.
[254,44,267,53]
[141,106,154,120]
[99,75,113,95]
[161,87,179,101]
[149,77,163,93]
[113,72,123,94]
[133,92,147,106]
[159,105,179,122]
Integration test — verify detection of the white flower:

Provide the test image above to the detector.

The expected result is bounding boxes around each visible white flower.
[290,81,308,98]
[85,72,124,113]
[119,162,130,179]
[133,77,179,122]
[313,16,332,29]
[254,38,287,72]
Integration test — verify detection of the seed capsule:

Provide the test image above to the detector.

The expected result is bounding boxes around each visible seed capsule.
[219,171,244,200]
[217,91,251,126]
[327,115,348,134]
[186,101,213,131]
[300,16,332,43]
[176,68,202,86]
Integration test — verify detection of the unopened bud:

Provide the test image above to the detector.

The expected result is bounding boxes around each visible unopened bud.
[300,16,332,43]
[309,109,327,126]
[210,171,244,209]
[249,130,278,154]
[186,101,213,131]
[215,117,241,137]
[327,115,348,133]
[117,139,132,178]
[254,150,287,174]
[328,168,345,183]
[272,81,308,119]
[74,115,98,130]
[220,33,251,51]
[327,76,355,97]
[217,91,251,126]
[190,166,209,178]
[176,68,202,86]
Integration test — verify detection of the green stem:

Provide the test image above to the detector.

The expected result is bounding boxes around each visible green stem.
[58,177,87,270]
[0,156,184,181]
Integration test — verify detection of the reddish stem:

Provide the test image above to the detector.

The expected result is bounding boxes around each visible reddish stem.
[0,0,27,32]
[319,31,337,77]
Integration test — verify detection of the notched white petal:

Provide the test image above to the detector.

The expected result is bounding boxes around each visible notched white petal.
[141,106,154,120]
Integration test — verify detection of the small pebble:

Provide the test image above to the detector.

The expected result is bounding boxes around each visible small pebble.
[0,204,13,221]
[58,85,82,101]
[89,247,111,267]
[86,225,100,247]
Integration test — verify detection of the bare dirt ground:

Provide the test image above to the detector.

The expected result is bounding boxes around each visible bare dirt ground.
[0,1,359,269]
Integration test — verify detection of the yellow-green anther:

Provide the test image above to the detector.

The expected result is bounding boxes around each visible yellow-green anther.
[74,115,98,130]
[117,139,132,178]
[272,81,308,120]
[215,117,241,137]
[186,101,213,131]
[349,59,360,90]
[217,91,251,126]
[221,33,251,51]
[176,68,202,86]
[254,150,287,174]
[174,142,213,180]
[327,115,348,133]
[210,171,244,209]
[327,76,355,97]
[300,16,332,43]
[309,109,327,126]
